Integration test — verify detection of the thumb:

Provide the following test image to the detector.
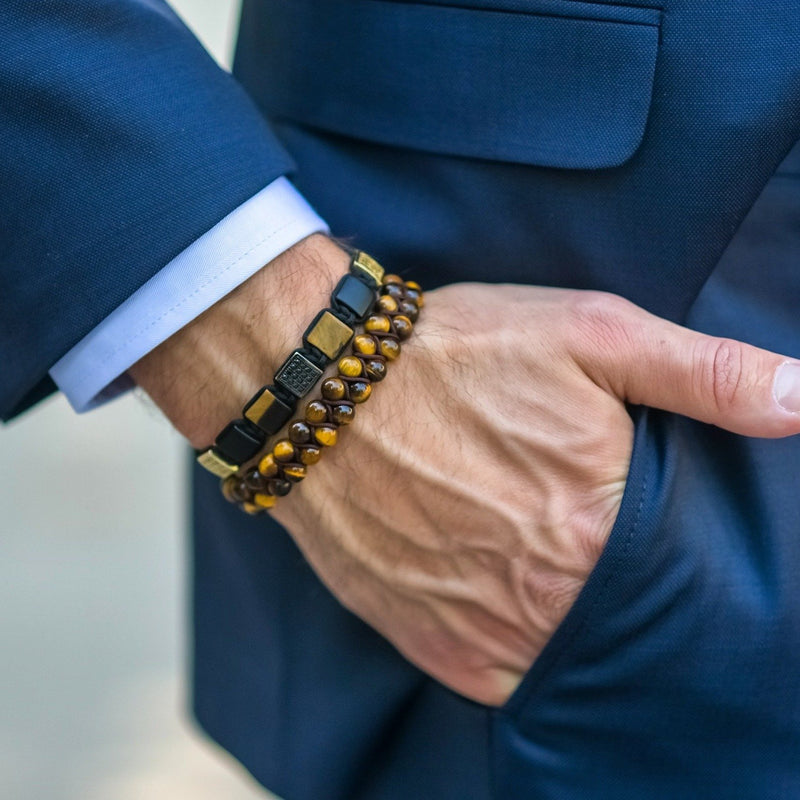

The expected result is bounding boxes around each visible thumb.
[570,293,800,438]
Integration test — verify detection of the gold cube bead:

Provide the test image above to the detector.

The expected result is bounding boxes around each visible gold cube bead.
[305,311,354,360]
[196,448,238,478]
[352,251,385,287]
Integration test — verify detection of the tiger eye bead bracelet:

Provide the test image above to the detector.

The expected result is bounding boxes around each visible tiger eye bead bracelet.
[220,272,424,514]
[195,249,386,479]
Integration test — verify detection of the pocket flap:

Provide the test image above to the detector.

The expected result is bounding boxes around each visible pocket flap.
[251,0,662,169]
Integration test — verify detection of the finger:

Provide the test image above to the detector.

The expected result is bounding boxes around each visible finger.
[568,292,800,438]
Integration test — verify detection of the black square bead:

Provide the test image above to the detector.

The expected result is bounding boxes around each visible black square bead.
[275,349,324,398]
[244,385,295,435]
[331,274,376,321]
[215,419,266,464]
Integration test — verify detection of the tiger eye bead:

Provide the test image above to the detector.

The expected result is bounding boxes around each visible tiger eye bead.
[365,314,391,334]
[405,287,423,308]
[392,315,413,340]
[364,359,387,381]
[254,493,277,509]
[321,377,347,401]
[338,356,363,377]
[273,439,296,462]
[283,464,308,482]
[267,478,292,497]
[305,400,329,423]
[222,476,245,503]
[242,502,263,515]
[383,283,404,300]
[377,294,399,313]
[314,425,339,447]
[288,420,312,444]
[352,334,377,355]
[349,380,372,403]
[299,446,322,465]
[244,468,267,492]
[383,273,404,286]
[330,403,355,425]
[398,300,419,322]
[379,338,401,360]
[258,453,278,478]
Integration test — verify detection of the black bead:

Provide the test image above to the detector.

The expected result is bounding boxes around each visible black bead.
[215,419,266,464]
[243,385,294,435]
[267,478,292,497]
[331,274,376,321]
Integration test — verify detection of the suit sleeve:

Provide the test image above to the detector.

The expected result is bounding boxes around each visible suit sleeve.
[0,0,296,420]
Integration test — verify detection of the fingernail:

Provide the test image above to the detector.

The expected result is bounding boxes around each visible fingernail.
[774,361,800,413]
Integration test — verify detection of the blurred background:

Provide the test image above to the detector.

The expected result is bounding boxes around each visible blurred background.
[0,2,277,798]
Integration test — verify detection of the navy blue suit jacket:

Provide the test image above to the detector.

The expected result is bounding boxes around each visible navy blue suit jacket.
[3,1,800,798]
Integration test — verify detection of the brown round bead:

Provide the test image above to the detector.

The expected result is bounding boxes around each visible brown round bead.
[392,315,413,340]
[305,399,329,423]
[267,478,292,497]
[273,439,296,462]
[330,403,355,425]
[383,283,404,300]
[227,478,250,503]
[379,337,401,360]
[258,453,279,478]
[383,273,404,285]
[377,294,399,313]
[398,300,419,322]
[284,464,308,482]
[314,425,339,447]
[338,356,363,377]
[405,288,423,308]
[244,468,267,492]
[352,334,377,355]
[221,476,242,504]
[288,420,312,444]
[365,314,391,333]
[321,377,347,401]
[254,493,277,509]
[349,380,372,403]
[404,280,422,292]
[242,502,263,515]
[299,446,322,465]
[364,359,387,381]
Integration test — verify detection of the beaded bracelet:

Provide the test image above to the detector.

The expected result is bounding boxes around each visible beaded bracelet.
[220,273,424,514]
[196,250,387,479]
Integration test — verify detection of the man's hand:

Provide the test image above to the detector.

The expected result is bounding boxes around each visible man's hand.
[132,237,800,706]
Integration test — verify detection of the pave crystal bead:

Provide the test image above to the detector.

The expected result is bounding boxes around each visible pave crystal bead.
[275,350,324,398]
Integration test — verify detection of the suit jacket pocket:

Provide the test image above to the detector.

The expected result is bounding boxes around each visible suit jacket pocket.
[252,0,662,168]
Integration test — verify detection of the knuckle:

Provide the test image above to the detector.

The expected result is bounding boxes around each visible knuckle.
[699,337,747,413]
[566,291,636,352]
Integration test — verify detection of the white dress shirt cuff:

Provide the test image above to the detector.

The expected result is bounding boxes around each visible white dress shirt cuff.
[50,177,329,412]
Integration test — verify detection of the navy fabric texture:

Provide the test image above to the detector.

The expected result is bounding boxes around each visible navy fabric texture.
[0,0,294,419]
[4,0,800,798]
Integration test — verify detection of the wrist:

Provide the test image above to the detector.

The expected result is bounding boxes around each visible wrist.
[130,233,351,448]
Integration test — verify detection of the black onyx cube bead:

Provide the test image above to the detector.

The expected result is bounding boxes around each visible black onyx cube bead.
[331,274,376,322]
[215,419,266,464]
[275,350,324,398]
[244,385,295,435]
